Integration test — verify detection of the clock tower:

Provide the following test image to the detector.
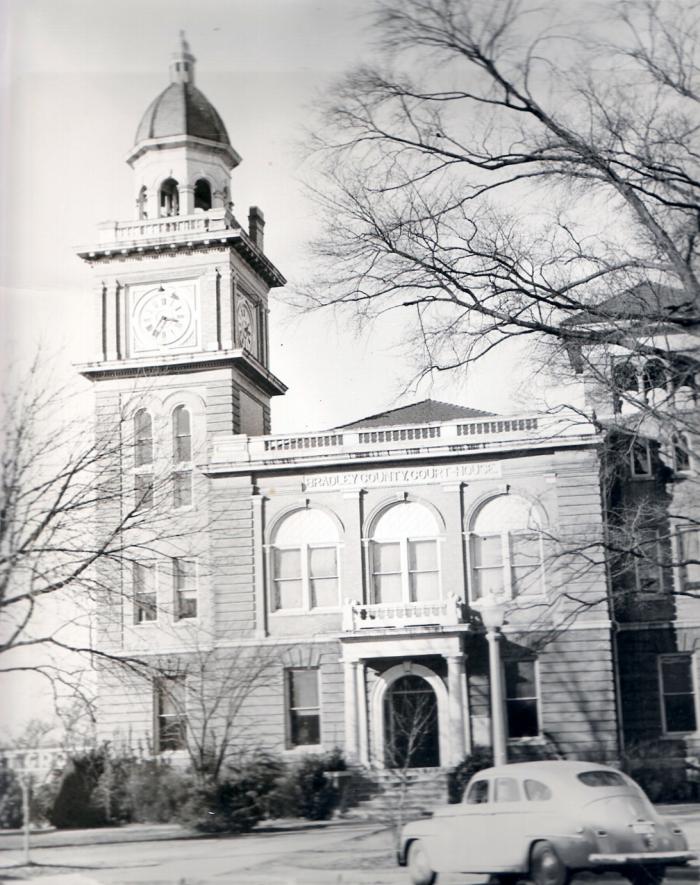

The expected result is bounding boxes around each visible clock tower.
[77,32,287,438]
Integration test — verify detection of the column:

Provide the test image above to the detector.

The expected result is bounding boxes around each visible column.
[343,659,359,761]
[356,660,369,765]
[446,654,467,765]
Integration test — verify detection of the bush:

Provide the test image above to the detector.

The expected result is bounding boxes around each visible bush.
[49,749,109,828]
[125,759,192,823]
[0,759,23,829]
[447,746,494,803]
[621,739,692,803]
[269,749,347,821]
[179,754,285,834]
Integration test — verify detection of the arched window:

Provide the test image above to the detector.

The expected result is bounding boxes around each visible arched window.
[642,359,667,393]
[370,502,441,604]
[469,495,545,601]
[172,405,192,508]
[133,409,153,509]
[159,178,179,217]
[673,432,692,473]
[270,508,340,611]
[194,178,212,211]
[137,185,148,220]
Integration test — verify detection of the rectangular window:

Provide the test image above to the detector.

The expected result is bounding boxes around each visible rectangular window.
[273,547,303,610]
[660,655,697,734]
[679,529,700,589]
[308,546,338,609]
[133,561,157,623]
[504,658,539,739]
[408,539,439,602]
[173,558,197,620]
[172,471,192,508]
[156,677,187,752]
[630,441,652,477]
[135,472,154,509]
[634,529,665,595]
[287,668,320,747]
[471,533,504,599]
[371,541,402,603]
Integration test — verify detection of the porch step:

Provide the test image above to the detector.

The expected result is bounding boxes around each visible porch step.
[340,768,449,822]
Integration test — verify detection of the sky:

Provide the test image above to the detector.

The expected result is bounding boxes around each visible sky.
[0,0,537,738]
[0,0,527,437]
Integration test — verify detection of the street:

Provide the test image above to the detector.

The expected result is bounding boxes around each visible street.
[1,811,700,885]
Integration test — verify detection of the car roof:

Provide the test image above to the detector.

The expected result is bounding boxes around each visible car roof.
[471,760,628,783]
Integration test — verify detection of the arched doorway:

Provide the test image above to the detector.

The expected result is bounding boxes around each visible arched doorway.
[384,674,440,768]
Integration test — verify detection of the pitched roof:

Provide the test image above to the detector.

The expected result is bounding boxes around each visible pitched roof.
[339,398,495,430]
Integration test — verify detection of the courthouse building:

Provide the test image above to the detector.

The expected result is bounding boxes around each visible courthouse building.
[77,37,700,775]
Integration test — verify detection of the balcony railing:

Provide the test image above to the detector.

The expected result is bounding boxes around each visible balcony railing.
[96,208,237,246]
[209,410,597,468]
[342,596,463,631]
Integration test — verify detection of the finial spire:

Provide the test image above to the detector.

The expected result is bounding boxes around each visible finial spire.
[169,31,196,85]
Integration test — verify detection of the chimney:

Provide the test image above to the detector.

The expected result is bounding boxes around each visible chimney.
[248,206,265,251]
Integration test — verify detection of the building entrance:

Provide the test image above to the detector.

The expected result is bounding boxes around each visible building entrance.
[383,674,440,768]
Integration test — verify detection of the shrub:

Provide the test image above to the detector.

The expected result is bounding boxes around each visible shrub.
[125,759,192,823]
[0,759,23,829]
[269,749,347,821]
[621,739,692,803]
[179,753,285,833]
[48,749,109,828]
[447,746,494,803]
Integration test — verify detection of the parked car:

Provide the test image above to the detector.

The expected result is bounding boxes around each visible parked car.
[398,760,695,885]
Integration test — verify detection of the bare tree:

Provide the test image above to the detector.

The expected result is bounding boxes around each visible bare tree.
[0,358,199,699]
[302,0,700,608]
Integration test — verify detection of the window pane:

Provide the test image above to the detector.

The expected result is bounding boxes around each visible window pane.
[512,533,543,595]
[174,559,197,620]
[473,566,504,599]
[373,542,401,573]
[135,473,154,509]
[466,780,489,804]
[506,698,539,738]
[173,471,192,508]
[494,777,520,802]
[662,658,693,694]
[134,411,153,467]
[524,780,552,801]
[473,534,502,568]
[408,539,437,571]
[291,713,320,746]
[275,580,302,609]
[309,546,337,578]
[665,695,697,733]
[173,406,192,462]
[274,548,301,579]
[310,577,338,608]
[290,670,319,709]
[373,573,402,603]
[410,570,439,602]
[505,660,536,699]
[681,531,700,585]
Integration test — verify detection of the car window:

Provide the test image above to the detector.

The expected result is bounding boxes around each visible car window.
[465,779,489,804]
[523,779,552,801]
[578,771,626,787]
[494,777,520,802]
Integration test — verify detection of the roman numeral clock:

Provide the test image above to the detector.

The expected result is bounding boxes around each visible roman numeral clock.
[130,281,198,354]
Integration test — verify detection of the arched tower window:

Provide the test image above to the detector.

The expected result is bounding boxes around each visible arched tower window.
[469,495,546,600]
[159,178,180,217]
[172,405,192,508]
[370,502,441,604]
[194,178,212,211]
[137,186,148,220]
[270,508,340,611]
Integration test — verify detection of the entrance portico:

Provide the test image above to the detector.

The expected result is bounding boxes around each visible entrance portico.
[340,630,470,768]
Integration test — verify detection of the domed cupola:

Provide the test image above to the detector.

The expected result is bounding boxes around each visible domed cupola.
[126,33,241,220]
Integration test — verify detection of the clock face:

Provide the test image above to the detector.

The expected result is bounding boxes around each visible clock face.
[237,301,256,353]
[132,284,196,352]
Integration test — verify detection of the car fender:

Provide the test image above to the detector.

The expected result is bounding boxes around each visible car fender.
[399,822,439,867]
[524,832,597,870]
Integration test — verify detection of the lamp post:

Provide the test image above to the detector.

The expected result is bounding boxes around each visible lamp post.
[473,592,508,766]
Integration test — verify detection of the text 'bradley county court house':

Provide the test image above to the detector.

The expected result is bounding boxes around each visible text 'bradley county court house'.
[76,36,700,781]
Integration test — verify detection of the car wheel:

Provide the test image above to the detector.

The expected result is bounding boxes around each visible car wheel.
[407,840,437,885]
[625,864,667,885]
[529,841,568,885]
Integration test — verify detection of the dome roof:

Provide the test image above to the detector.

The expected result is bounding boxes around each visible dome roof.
[134,81,231,146]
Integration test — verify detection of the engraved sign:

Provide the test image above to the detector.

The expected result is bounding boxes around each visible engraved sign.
[303,461,501,490]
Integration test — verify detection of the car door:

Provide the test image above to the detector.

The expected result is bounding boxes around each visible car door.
[483,775,529,871]
[432,776,496,873]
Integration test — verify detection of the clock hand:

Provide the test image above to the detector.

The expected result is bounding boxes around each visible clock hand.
[153,315,167,336]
